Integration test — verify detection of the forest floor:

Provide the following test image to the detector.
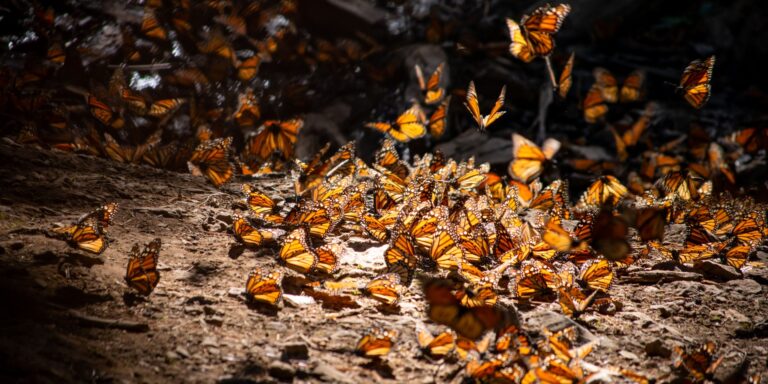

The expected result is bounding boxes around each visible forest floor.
[1,140,767,383]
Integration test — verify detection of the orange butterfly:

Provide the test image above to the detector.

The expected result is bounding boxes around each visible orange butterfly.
[88,95,124,129]
[232,215,274,248]
[414,62,445,105]
[464,81,505,131]
[366,106,426,142]
[678,56,715,109]
[125,238,161,295]
[557,52,575,98]
[245,119,302,161]
[147,98,185,117]
[583,84,608,123]
[356,328,397,357]
[428,96,450,138]
[237,56,261,81]
[416,324,455,358]
[104,131,162,164]
[245,267,283,306]
[188,137,234,187]
[507,133,561,183]
[506,4,571,62]
[363,273,403,306]
[673,341,723,382]
[140,9,167,40]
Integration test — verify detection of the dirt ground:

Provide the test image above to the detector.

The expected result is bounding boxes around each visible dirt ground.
[0,140,766,383]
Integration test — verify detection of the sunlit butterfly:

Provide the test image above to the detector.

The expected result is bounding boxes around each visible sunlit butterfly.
[506,4,571,62]
[363,273,403,306]
[125,238,161,295]
[464,81,505,132]
[245,267,283,306]
[673,341,723,382]
[678,56,715,109]
[232,215,274,248]
[416,324,455,358]
[507,133,561,184]
[245,119,302,161]
[557,52,575,99]
[365,106,426,143]
[583,84,608,123]
[188,137,234,187]
[414,62,446,105]
[428,96,450,138]
[356,328,397,357]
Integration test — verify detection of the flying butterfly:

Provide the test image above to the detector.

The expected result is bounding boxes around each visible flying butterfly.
[365,106,426,143]
[428,96,450,138]
[557,52,575,99]
[583,84,608,123]
[678,56,715,109]
[414,62,446,105]
[506,4,571,62]
[104,131,162,164]
[188,137,234,187]
[356,328,397,357]
[125,238,161,295]
[245,267,283,306]
[578,175,628,209]
[507,133,561,184]
[464,81,505,132]
[245,119,303,161]
[592,209,632,264]
[237,56,261,81]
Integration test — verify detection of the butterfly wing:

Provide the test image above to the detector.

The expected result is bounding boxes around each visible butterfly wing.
[557,53,575,99]
[680,56,715,109]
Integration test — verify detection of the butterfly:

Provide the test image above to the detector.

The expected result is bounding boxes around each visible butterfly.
[356,328,397,357]
[416,325,456,358]
[592,209,632,264]
[621,70,646,103]
[313,244,339,274]
[592,68,647,103]
[104,131,162,164]
[278,228,317,274]
[366,106,426,143]
[428,96,450,138]
[245,267,283,306]
[232,215,274,248]
[245,119,302,161]
[429,224,463,271]
[511,259,559,299]
[506,4,571,62]
[284,201,336,238]
[237,56,261,81]
[54,203,118,254]
[363,273,403,306]
[423,278,517,340]
[583,84,609,123]
[360,214,389,243]
[140,8,167,40]
[507,133,561,184]
[88,95,124,129]
[125,238,161,295]
[655,170,704,202]
[464,81,505,131]
[678,56,715,109]
[414,62,445,105]
[673,341,723,382]
[727,127,768,154]
[635,207,667,242]
[241,184,283,224]
[558,286,598,317]
[375,139,409,180]
[384,230,419,285]
[557,52,575,98]
[578,175,628,209]
[293,142,356,195]
[542,217,577,252]
[578,259,614,292]
[611,102,655,161]
[188,137,234,188]
[147,98,185,117]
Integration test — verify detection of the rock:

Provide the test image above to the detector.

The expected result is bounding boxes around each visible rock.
[622,270,702,284]
[645,339,671,357]
[744,267,768,285]
[9,242,24,251]
[283,294,316,307]
[734,320,768,338]
[726,279,763,295]
[268,360,296,381]
[228,287,245,298]
[205,315,224,326]
[692,260,742,280]
[201,336,219,348]
[650,304,673,318]
[165,350,180,362]
[184,307,203,316]
[175,346,191,358]
[281,343,309,360]
[312,362,353,383]
[215,213,234,224]
[619,350,639,361]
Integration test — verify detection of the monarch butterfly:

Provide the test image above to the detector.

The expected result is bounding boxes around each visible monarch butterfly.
[678,56,715,109]
[578,259,614,292]
[88,202,119,230]
[234,89,261,128]
[529,179,570,218]
[140,9,167,40]
[592,209,631,263]
[278,228,317,274]
[676,242,725,265]
[721,244,752,270]
[423,278,516,340]
[583,84,609,123]
[294,142,356,195]
[512,260,559,299]
[456,283,498,308]
[506,4,571,62]
[88,95,124,129]
[464,81,506,132]
[656,170,704,202]
[416,325,455,358]
[366,106,426,143]
[621,70,646,103]
[635,207,667,242]
[466,356,504,379]
[428,96,450,138]
[237,56,261,81]
[245,267,283,306]
[731,215,764,246]
[125,238,161,295]
[429,224,463,271]
[232,215,274,248]
[356,328,397,357]
[673,341,723,382]
[241,184,283,224]
[148,98,185,117]
[542,217,576,252]
[104,131,162,164]
[314,244,339,274]
[414,62,445,105]
[284,201,335,238]
[120,89,148,115]
[611,102,655,161]
[375,139,409,180]
[188,137,234,187]
[455,332,493,359]
[460,226,493,263]
[245,119,302,161]
[199,29,235,62]
[363,273,402,306]
[507,133,561,184]
[727,127,768,154]
[557,286,597,317]
[47,42,65,64]
[578,175,628,209]
[360,214,389,243]
[56,216,109,254]
[557,52,575,99]
[384,230,418,285]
